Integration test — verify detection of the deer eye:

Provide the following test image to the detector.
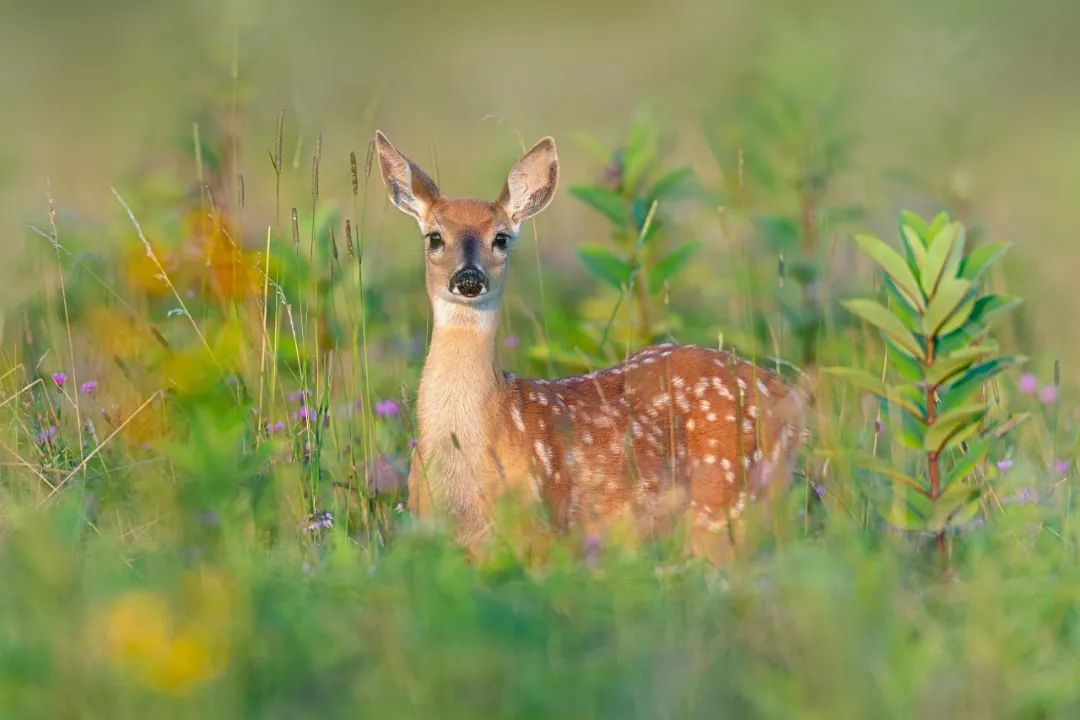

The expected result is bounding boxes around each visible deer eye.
[493,233,511,251]
[426,233,444,252]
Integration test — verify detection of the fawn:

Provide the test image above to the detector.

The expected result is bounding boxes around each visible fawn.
[375,130,806,561]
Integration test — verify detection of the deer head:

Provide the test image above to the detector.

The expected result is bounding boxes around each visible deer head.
[374,131,558,320]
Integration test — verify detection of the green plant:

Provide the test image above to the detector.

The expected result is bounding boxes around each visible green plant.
[826,210,1025,562]
[570,112,699,348]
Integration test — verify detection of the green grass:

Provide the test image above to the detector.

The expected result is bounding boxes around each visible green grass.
[2,99,1079,718]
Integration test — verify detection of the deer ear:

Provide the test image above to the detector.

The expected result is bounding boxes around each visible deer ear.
[374,131,441,221]
[498,137,558,225]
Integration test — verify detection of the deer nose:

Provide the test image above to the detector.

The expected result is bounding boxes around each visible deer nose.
[449,266,488,298]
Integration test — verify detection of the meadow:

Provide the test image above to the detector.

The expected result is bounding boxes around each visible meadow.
[2,1,1080,717]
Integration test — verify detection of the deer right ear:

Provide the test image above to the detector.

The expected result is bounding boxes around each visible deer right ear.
[374,131,441,221]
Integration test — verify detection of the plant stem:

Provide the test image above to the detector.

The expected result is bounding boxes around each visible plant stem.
[925,340,948,565]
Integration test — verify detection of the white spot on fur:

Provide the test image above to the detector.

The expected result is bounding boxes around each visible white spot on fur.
[534,441,553,475]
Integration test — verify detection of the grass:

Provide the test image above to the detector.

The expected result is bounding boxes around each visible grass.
[1,99,1079,719]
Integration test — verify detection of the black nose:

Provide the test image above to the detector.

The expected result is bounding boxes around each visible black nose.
[449,266,488,298]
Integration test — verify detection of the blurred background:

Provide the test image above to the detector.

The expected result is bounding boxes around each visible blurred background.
[2,0,1079,352]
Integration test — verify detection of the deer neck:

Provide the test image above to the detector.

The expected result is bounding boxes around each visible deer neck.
[417,296,504,477]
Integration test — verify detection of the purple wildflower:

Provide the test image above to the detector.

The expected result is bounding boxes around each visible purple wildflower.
[813,484,826,498]
[408,438,418,450]
[79,380,98,395]
[1018,373,1038,395]
[1039,385,1059,405]
[288,388,311,404]
[302,510,333,533]
[375,400,400,418]
[51,372,67,388]
[996,459,1013,472]
[1004,487,1038,506]
[1055,460,1071,475]
[291,405,316,423]
[37,425,58,444]
[503,334,520,350]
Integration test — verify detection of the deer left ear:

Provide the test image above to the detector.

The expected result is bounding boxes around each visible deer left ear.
[374,130,441,221]
[498,137,559,225]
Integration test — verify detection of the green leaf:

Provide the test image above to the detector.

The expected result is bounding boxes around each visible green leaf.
[960,242,1011,281]
[986,412,1032,440]
[941,435,993,488]
[899,211,929,242]
[822,367,923,418]
[922,277,972,336]
[622,116,659,192]
[569,185,627,228]
[648,241,699,293]
[855,233,925,311]
[968,293,1023,327]
[925,344,997,386]
[842,299,925,359]
[920,221,959,295]
[648,167,695,202]
[855,454,929,495]
[900,224,928,274]
[886,339,924,382]
[935,295,1022,356]
[885,494,931,531]
[896,385,928,419]
[898,408,927,450]
[944,223,967,280]
[883,278,923,334]
[577,245,633,290]
[926,212,951,244]
[938,355,1027,410]
[928,484,981,531]
[924,403,987,453]
[937,293,977,336]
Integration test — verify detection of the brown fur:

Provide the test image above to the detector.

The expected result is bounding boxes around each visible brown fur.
[377,131,806,560]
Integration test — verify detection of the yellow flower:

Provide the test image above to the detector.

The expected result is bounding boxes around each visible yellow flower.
[100,567,233,695]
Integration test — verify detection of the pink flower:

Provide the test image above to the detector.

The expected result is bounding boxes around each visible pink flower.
[1004,487,1037,506]
[375,400,400,418]
[1039,384,1059,405]
[291,406,316,423]
[37,425,58,444]
[1055,460,1070,475]
[996,459,1013,471]
[79,380,98,395]
[51,372,67,388]
[503,334,520,350]
[1018,373,1038,395]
